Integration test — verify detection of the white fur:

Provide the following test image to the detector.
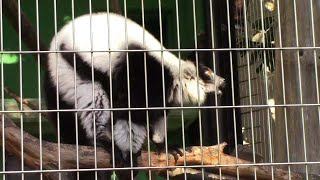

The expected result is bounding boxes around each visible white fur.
[47,12,210,152]
[169,61,207,105]
[47,13,208,108]
[114,120,146,156]
[152,117,166,143]
[77,83,111,140]
[48,13,181,78]
[182,79,206,105]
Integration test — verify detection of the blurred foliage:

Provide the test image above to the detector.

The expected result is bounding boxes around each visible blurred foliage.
[0,53,19,64]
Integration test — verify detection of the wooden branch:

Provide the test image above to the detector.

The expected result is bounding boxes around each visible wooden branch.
[165,168,237,180]
[3,86,36,109]
[3,0,48,69]
[3,86,50,119]
[0,115,302,179]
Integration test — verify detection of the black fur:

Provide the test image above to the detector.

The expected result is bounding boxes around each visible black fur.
[45,72,90,145]
[45,43,174,142]
[111,45,174,126]
[45,44,176,179]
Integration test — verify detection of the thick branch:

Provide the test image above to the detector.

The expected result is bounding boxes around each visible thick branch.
[0,115,301,179]
[165,168,237,179]
[3,0,48,69]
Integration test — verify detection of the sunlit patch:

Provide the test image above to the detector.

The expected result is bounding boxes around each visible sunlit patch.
[0,53,18,64]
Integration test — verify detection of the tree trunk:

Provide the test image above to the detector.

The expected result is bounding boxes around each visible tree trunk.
[274,0,320,175]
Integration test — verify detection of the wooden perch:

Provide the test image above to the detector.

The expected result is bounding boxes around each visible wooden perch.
[0,114,302,179]
[3,86,49,119]
[165,168,237,179]
[3,86,37,110]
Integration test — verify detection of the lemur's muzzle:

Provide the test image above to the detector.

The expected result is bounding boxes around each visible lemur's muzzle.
[202,67,226,95]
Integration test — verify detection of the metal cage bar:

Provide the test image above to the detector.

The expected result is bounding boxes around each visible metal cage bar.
[1,0,320,180]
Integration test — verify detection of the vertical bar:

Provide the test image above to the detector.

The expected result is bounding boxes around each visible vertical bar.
[53,0,61,178]
[140,1,152,180]
[87,0,98,179]
[157,0,169,179]
[225,0,240,179]
[35,0,43,179]
[243,0,256,166]
[191,0,205,179]
[17,0,24,179]
[122,1,134,179]
[292,0,308,178]
[174,0,187,179]
[309,1,320,174]
[175,0,189,179]
[70,0,80,179]
[0,0,5,179]
[242,1,257,180]
[258,0,274,179]
[208,0,222,178]
[105,1,115,179]
[252,0,267,160]
[276,0,291,179]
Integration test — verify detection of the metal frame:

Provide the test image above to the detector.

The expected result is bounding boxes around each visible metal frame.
[1,0,320,179]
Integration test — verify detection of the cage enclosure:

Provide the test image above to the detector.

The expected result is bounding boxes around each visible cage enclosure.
[0,0,319,180]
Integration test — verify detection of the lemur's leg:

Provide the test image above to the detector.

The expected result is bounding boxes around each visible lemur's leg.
[113,119,146,165]
[75,82,112,145]
[73,82,112,180]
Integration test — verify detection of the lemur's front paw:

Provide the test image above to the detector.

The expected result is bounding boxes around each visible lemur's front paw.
[156,143,183,163]
[168,144,184,162]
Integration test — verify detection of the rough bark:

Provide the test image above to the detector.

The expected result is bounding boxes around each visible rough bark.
[0,114,302,179]
[274,0,320,175]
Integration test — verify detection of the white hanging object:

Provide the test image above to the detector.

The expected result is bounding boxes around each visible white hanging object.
[251,30,265,44]
[265,0,275,12]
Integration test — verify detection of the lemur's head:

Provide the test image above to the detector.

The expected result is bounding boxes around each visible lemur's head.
[170,61,225,105]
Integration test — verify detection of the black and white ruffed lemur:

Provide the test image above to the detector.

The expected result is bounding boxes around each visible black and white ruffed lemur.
[45,12,225,179]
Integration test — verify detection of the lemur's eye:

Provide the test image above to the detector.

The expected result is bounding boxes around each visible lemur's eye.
[202,67,214,81]
[205,70,211,77]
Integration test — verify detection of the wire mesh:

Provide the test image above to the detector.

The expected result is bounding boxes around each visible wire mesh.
[0,0,320,180]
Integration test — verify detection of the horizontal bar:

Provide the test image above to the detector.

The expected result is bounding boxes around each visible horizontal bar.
[0,161,319,174]
[1,46,320,54]
[3,103,320,113]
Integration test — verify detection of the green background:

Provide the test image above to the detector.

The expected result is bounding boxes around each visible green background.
[1,0,207,178]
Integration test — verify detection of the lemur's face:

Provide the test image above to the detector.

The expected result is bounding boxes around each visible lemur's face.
[177,61,225,105]
[198,64,225,95]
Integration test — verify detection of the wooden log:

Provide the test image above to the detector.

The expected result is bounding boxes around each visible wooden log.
[0,114,302,179]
